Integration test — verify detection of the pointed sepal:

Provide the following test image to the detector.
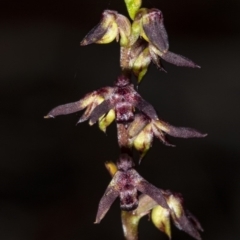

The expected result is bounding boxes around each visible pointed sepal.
[136,179,169,209]
[44,92,96,118]
[95,177,120,224]
[153,120,207,138]
[161,51,200,68]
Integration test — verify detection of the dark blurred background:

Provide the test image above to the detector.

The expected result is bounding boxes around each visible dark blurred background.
[0,0,240,239]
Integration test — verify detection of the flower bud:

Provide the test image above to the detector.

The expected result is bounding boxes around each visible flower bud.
[44,91,97,119]
[153,119,207,139]
[124,0,142,20]
[131,8,148,45]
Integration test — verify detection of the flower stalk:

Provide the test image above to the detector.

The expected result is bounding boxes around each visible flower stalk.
[45,0,206,239]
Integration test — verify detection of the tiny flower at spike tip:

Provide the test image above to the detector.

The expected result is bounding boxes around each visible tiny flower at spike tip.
[124,0,142,20]
[80,8,200,83]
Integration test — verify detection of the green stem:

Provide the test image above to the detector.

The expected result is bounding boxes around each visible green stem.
[121,211,140,240]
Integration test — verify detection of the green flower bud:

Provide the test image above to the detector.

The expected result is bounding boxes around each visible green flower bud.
[131,8,148,45]
[124,0,142,20]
